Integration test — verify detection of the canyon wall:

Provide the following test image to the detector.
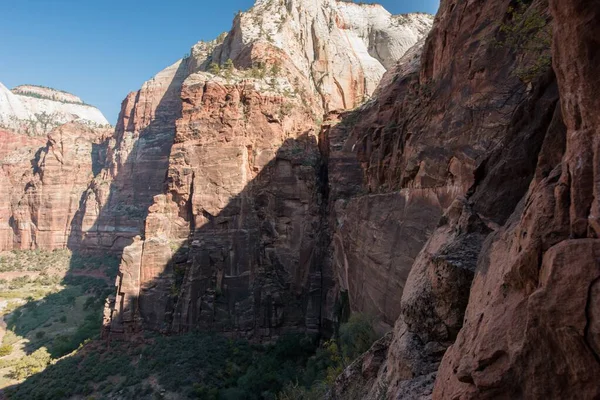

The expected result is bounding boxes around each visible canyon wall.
[328,0,600,399]
[0,83,111,251]
[95,0,433,339]
[4,0,599,397]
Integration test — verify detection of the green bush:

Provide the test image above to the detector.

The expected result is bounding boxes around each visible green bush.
[339,313,378,360]
[0,344,14,356]
[10,348,51,380]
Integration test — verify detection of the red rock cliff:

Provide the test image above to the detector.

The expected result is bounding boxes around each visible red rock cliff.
[327,0,600,398]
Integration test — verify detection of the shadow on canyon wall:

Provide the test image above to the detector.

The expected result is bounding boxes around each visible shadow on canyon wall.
[2,61,187,359]
[3,133,333,398]
[4,63,337,395]
[107,132,332,341]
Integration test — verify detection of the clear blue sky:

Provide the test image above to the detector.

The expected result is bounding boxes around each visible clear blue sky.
[0,0,439,124]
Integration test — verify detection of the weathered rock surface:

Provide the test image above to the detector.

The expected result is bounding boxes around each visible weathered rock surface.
[321,0,540,335]
[211,0,433,112]
[102,0,433,339]
[0,123,111,250]
[7,0,597,397]
[68,60,189,253]
[326,0,598,398]
[107,72,324,338]
[0,129,46,250]
[0,83,109,134]
[0,81,111,252]
[434,0,600,397]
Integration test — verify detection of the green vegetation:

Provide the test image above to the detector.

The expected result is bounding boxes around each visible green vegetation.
[9,348,51,381]
[5,312,380,399]
[0,249,380,398]
[0,249,120,390]
[497,0,552,82]
[0,344,13,357]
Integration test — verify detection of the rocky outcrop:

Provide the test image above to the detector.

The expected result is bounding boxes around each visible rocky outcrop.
[434,0,600,397]
[209,0,432,112]
[0,83,109,135]
[325,0,598,398]
[0,123,111,250]
[103,0,433,339]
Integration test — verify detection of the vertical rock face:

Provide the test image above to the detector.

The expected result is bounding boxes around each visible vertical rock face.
[69,60,189,253]
[103,0,432,339]
[322,0,548,334]
[434,0,600,398]
[0,124,110,252]
[0,83,111,251]
[11,123,112,250]
[328,0,600,398]
[3,0,599,396]
[0,129,46,249]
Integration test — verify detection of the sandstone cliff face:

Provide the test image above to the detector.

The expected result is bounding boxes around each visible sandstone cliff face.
[322,0,547,333]
[102,0,432,339]
[0,82,111,251]
[68,60,189,253]
[328,0,600,398]
[0,129,46,250]
[210,0,432,112]
[3,0,598,397]
[0,83,109,134]
[434,0,600,397]
[0,123,111,251]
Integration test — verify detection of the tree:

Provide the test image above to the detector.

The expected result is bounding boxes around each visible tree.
[209,62,221,75]
[223,59,235,80]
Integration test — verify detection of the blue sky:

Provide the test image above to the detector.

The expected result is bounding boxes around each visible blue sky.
[0,0,439,123]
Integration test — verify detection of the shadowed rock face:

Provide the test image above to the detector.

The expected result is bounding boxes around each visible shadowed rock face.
[67,60,189,253]
[328,0,600,398]
[101,0,433,339]
[321,0,555,338]
[5,0,598,396]
[105,74,327,339]
[434,0,600,398]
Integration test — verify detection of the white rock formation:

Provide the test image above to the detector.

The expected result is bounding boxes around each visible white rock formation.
[196,0,434,111]
[0,82,34,128]
[0,83,109,135]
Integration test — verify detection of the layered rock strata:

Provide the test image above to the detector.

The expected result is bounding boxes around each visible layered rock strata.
[327,0,600,398]
[100,0,433,339]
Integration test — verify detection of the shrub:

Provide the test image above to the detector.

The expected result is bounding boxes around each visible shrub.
[497,0,552,82]
[0,344,14,356]
[338,313,378,360]
[209,62,221,75]
[10,347,51,380]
